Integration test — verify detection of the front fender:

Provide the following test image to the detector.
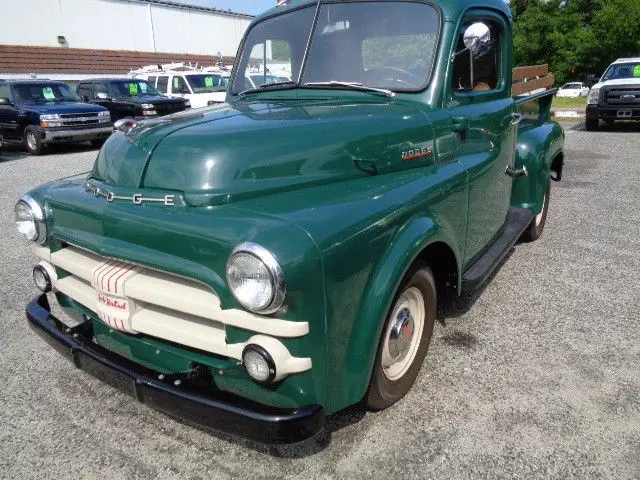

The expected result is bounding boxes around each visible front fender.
[511,121,564,215]
[331,216,461,411]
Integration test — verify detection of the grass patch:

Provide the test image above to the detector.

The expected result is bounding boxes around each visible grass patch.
[552,96,588,110]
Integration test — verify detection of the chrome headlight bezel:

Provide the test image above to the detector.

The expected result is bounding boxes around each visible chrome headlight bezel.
[39,114,60,121]
[587,87,601,105]
[226,242,286,314]
[15,195,47,244]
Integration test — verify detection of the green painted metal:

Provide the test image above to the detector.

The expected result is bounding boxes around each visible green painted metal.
[22,0,563,416]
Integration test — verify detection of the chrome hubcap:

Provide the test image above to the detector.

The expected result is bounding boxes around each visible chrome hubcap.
[381,286,425,381]
[388,307,414,363]
[26,132,37,150]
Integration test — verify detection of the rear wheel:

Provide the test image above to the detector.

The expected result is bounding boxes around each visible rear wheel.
[24,126,46,155]
[521,181,550,242]
[365,266,436,410]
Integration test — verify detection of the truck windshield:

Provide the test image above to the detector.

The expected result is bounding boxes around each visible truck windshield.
[13,83,81,104]
[110,80,161,98]
[186,74,229,93]
[232,2,440,95]
[601,62,640,81]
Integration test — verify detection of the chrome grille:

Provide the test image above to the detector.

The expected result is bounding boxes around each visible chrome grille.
[602,86,640,106]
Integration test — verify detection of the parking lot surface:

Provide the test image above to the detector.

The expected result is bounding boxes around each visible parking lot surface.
[1,125,639,479]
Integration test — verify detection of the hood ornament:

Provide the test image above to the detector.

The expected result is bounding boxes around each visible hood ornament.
[114,118,138,134]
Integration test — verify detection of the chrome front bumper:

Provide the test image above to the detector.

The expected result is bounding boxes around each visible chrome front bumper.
[43,126,113,143]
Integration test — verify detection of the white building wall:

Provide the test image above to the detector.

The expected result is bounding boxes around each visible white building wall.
[0,0,251,56]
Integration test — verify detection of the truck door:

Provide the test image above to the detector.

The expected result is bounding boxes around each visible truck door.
[0,83,20,141]
[445,13,517,267]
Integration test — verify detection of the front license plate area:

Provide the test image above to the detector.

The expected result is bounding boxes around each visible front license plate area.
[76,352,138,398]
[617,109,633,118]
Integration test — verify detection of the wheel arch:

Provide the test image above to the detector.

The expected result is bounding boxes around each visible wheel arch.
[511,121,564,215]
[333,216,461,410]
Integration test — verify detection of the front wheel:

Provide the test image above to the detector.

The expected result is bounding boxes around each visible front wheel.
[24,126,46,155]
[521,181,550,242]
[365,266,436,410]
[585,115,599,131]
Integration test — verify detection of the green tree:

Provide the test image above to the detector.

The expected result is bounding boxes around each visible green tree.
[512,0,640,85]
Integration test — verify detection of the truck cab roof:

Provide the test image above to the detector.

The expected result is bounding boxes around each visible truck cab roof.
[256,0,512,22]
[612,57,640,64]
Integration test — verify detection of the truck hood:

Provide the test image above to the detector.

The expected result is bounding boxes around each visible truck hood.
[593,78,640,89]
[90,98,435,206]
[21,102,108,114]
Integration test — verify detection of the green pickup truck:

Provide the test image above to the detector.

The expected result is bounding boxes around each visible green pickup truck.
[16,0,564,445]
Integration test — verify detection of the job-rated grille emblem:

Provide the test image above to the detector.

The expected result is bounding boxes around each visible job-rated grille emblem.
[85,182,175,206]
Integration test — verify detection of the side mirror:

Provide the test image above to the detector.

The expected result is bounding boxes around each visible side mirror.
[0,97,12,106]
[463,22,491,58]
[82,95,90,102]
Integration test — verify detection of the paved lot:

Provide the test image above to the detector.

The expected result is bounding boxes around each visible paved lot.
[1,125,639,479]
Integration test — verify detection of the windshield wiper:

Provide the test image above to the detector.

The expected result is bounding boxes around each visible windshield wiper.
[302,81,395,98]
[239,81,298,97]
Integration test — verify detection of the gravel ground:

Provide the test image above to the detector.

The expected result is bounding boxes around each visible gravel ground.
[1,124,639,479]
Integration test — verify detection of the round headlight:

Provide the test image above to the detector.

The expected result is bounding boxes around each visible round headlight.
[226,243,285,314]
[242,344,276,384]
[15,196,46,243]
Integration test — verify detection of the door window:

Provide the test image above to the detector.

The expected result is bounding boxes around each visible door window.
[94,83,110,99]
[77,84,93,100]
[451,19,503,95]
[0,85,12,101]
[172,76,190,94]
[157,76,169,93]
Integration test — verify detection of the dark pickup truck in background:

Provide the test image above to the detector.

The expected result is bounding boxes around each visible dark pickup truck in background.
[0,80,112,155]
[77,78,190,123]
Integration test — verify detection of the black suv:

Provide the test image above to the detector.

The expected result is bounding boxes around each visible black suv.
[77,79,190,122]
[0,80,112,155]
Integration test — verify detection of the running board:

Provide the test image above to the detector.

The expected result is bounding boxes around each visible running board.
[461,207,533,291]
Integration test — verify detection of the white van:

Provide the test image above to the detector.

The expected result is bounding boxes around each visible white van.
[133,66,230,108]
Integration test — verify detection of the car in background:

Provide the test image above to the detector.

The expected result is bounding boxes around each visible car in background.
[243,73,282,90]
[138,71,229,107]
[77,79,189,123]
[556,82,590,98]
[0,79,111,155]
[586,57,640,130]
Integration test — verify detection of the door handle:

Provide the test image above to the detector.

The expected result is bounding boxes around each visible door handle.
[511,112,523,125]
[451,116,469,131]
[505,165,528,178]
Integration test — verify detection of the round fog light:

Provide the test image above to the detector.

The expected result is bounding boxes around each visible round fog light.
[33,265,52,292]
[242,345,276,384]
